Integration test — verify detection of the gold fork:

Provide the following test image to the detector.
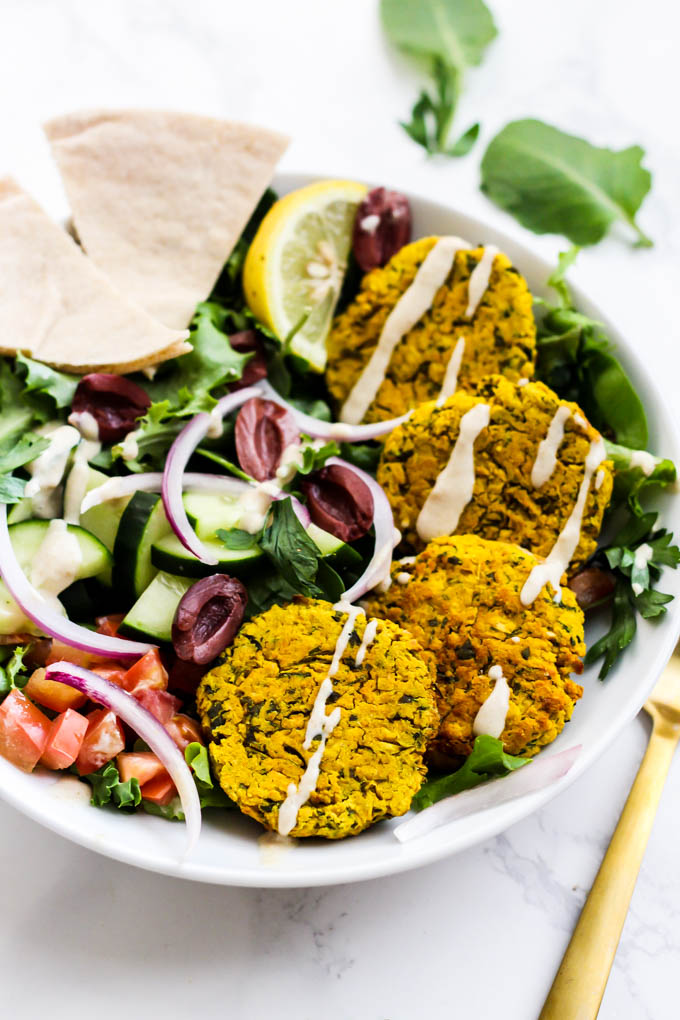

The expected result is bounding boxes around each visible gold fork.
[540,646,680,1020]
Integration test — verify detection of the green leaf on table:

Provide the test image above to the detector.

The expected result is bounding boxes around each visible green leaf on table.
[481,119,653,247]
[15,352,79,409]
[381,0,497,157]
[412,735,528,811]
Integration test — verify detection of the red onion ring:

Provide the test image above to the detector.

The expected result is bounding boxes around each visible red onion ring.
[327,457,398,603]
[161,387,263,563]
[45,661,201,855]
[258,381,410,441]
[0,504,153,660]
[394,745,581,843]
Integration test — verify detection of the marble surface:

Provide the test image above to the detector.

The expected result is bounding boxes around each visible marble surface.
[0,1,679,1017]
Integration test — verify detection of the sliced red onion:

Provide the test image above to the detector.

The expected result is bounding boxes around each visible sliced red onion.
[0,504,152,661]
[161,386,263,564]
[286,494,311,528]
[258,381,410,441]
[393,745,581,843]
[81,471,251,515]
[327,457,397,603]
[45,661,201,855]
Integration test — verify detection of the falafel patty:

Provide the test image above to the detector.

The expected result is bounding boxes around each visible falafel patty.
[326,238,536,423]
[196,599,438,839]
[364,535,585,763]
[378,374,613,572]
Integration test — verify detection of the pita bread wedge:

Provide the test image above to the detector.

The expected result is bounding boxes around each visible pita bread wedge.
[0,177,191,374]
[44,110,290,330]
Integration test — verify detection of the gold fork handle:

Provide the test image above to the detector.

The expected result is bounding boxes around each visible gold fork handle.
[539,720,680,1020]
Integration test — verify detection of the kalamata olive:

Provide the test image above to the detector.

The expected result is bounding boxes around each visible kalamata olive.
[228,330,268,390]
[72,373,151,444]
[172,575,247,665]
[301,464,373,542]
[352,187,412,272]
[568,566,616,611]
[235,397,300,482]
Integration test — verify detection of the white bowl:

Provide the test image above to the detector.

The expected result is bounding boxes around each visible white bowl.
[1,172,679,887]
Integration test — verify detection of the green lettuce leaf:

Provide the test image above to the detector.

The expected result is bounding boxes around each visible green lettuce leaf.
[15,353,79,409]
[412,735,528,811]
[81,761,142,810]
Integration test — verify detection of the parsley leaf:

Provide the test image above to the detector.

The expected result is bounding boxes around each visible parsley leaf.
[412,735,528,810]
[381,0,496,157]
[481,119,653,247]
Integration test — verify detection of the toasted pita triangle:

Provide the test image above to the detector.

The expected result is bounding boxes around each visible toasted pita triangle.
[45,110,289,329]
[0,178,191,373]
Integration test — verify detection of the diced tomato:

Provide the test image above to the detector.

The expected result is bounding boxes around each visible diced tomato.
[117,751,167,787]
[134,688,181,725]
[122,649,168,695]
[90,662,129,687]
[24,667,88,712]
[96,614,125,637]
[0,690,52,772]
[165,713,204,751]
[46,641,97,668]
[40,709,88,770]
[141,772,177,806]
[167,657,206,696]
[76,708,125,775]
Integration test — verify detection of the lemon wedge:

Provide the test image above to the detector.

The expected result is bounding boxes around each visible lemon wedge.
[243,179,367,371]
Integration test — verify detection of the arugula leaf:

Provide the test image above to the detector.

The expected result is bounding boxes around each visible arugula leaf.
[81,761,142,810]
[112,401,183,472]
[381,0,496,157]
[295,438,340,476]
[481,119,653,247]
[260,498,323,599]
[15,353,79,409]
[0,646,30,698]
[412,735,528,810]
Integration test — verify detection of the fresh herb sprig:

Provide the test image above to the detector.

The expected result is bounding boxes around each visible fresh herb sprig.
[381,0,497,157]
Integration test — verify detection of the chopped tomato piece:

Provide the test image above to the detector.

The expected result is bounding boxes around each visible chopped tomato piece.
[96,614,125,637]
[24,667,88,712]
[0,690,51,772]
[46,641,96,668]
[117,751,167,787]
[90,662,129,687]
[141,772,177,806]
[41,709,88,770]
[76,708,125,775]
[134,689,181,725]
[165,713,204,750]
[123,649,168,696]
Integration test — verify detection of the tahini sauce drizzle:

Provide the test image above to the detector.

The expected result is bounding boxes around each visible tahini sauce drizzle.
[465,245,499,318]
[632,542,653,595]
[416,403,490,542]
[339,236,470,425]
[355,618,378,666]
[30,519,83,611]
[277,602,364,836]
[473,665,511,739]
[25,424,80,518]
[530,405,571,489]
[435,337,465,407]
[521,438,607,605]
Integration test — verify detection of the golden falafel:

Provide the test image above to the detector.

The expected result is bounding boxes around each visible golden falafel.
[364,535,585,763]
[378,374,613,572]
[326,238,536,423]
[197,599,438,839]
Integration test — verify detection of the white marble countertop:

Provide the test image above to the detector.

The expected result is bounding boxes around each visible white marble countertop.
[1,1,679,1017]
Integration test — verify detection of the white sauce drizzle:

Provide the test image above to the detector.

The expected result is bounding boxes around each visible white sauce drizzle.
[340,236,470,424]
[398,555,416,566]
[278,602,364,836]
[435,337,465,407]
[517,378,529,387]
[206,406,224,439]
[572,413,588,431]
[236,480,280,534]
[632,542,653,595]
[30,519,82,610]
[360,214,380,234]
[395,571,411,585]
[521,438,607,606]
[531,405,571,489]
[416,403,490,542]
[629,449,657,477]
[473,665,511,739]
[64,413,102,524]
[511,635,520,643]
[595,468,605,490]
[465,245,499,318]
[120,431,139,462]
[25,424,80,518]
[355,617,379,666]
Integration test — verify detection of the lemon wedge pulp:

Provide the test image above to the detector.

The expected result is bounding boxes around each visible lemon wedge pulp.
[243,179,367,371]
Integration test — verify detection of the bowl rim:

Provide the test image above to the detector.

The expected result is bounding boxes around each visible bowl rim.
[1,170,679,888]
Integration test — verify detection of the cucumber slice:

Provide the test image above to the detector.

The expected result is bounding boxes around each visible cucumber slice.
[7,498,34,525]
[80,468,132,552]
[113,491,172,601]
[151,531,263,578]
[9,519,113,581]
[307,523,362,570]
[183,491,243,540]
[119,571,193,643]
